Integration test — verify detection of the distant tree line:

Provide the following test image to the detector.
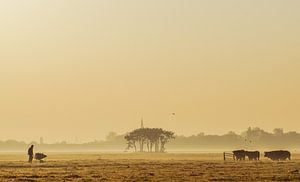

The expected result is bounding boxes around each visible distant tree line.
[170,127,300,151]
[124,128,175,153]
[1,127,300,151]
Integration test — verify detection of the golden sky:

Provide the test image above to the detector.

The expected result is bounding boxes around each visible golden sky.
[0,0,300,143]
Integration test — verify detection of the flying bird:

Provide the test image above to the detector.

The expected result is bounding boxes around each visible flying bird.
[245,139,252,143]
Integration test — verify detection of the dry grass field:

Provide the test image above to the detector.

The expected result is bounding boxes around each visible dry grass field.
[0,152,300,181]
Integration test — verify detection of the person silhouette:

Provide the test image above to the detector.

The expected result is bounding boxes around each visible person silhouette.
[28,145,34,163]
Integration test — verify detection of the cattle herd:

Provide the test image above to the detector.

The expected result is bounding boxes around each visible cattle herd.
[232,150,291,161]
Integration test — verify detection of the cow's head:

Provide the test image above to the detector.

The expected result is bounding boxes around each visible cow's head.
[264,152,269,157]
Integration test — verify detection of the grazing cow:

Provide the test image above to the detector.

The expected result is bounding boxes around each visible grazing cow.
[245,151,260,161]
[233,150,246,161]
[264,150,291,161]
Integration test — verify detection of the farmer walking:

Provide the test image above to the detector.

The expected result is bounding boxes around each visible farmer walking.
[28,145,34,163]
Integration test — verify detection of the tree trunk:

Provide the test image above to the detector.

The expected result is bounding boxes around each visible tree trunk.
[133,142,136,152]
[155,140,159,152]
[141,140,144,152]
[139,140,142,152]
[147,141,150,152]
[150,142,153,152]
[160,142,165,152]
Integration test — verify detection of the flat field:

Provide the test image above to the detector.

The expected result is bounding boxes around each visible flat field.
[0,153,300,181]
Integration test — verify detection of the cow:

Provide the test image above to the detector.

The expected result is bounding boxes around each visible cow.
[233,150,246,161]
[245,151,260,161]
[264,150,291,161]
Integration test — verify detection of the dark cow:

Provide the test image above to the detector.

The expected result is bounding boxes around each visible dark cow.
[233,150,246,161]
[245,151,260,161]
[264,150,291,161]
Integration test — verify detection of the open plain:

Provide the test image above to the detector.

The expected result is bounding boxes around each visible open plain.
[0,153,300,181]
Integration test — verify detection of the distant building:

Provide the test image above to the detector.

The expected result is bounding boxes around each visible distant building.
[40,137,44,144]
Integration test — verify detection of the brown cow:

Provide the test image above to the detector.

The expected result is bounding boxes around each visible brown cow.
[264,150,291,161]
[233,150,245,161]
[245,151,260,161]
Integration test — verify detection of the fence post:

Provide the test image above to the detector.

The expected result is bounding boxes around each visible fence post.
[223,152,226,161]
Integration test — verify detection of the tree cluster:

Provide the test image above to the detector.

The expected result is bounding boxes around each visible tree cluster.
[124,128,175,153]
[171,127,300,150]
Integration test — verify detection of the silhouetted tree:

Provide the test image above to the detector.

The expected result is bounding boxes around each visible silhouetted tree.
[124,128,175,153]
[273,128,284,136]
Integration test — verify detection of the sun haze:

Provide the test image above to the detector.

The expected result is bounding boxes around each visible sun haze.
[0,0,299,143]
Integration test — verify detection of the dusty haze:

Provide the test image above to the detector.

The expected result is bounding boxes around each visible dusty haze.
[0,0,300,143]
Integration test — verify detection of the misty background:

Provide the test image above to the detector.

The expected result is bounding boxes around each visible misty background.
[1,127,300,152]
[0,1,299,143]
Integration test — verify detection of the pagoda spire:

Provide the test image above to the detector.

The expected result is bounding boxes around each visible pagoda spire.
[141,117,144,128]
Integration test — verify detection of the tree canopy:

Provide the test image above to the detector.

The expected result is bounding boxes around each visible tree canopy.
[124,128,175,153]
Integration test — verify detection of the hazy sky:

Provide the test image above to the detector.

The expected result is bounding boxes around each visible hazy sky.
[0,0,300,143]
